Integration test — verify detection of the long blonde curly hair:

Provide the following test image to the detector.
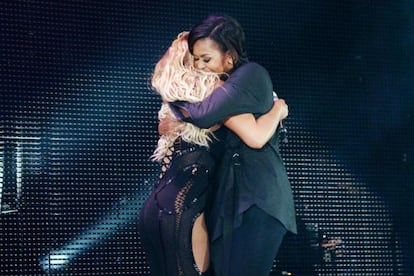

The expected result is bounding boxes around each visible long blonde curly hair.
[150,32,221,161]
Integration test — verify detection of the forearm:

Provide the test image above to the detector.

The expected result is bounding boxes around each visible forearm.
[224,99,288,149]
[169,86,240,128]
[254,108,283,145]
[170,63,274,128]
[223,114,275,149]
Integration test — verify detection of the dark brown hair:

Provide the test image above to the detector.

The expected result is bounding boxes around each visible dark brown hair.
[188,14,249,69]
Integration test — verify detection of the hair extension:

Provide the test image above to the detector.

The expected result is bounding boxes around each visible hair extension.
[150,32,220,161]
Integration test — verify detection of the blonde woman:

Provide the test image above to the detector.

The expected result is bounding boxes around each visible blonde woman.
[139,32,220,276]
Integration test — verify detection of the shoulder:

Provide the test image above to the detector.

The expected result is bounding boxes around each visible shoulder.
[235,61,267,72]
[221,62,273,102]
[232,62,271,80]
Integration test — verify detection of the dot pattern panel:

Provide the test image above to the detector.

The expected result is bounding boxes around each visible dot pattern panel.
[1,1,413,275]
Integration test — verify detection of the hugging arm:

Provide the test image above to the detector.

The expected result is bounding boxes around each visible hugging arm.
[170,63,273,128]
[162,99,289,148]
[224,99,288,149]
[167,63,287,147]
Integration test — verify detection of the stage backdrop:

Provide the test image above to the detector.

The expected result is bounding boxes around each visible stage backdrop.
[1,1,413,275]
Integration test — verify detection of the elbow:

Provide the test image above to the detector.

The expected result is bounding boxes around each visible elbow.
[250,142,266,149]
[244,138,267,149]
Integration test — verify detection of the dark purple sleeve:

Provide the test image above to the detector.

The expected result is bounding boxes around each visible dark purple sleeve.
[169,62,274,128]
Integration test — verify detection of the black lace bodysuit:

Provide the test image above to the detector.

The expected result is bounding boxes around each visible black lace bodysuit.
[139,138,215,276]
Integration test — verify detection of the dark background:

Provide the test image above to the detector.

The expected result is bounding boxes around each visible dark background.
[1,0,413,275]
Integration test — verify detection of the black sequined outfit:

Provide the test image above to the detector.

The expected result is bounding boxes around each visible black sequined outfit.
[139,138,215,276]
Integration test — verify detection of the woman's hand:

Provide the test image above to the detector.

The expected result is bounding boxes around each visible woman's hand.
[272,99,289,121]
[158,116,180,135]
[158,115,220,135]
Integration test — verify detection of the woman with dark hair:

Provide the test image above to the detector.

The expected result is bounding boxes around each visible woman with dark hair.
[168,14,297,276]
